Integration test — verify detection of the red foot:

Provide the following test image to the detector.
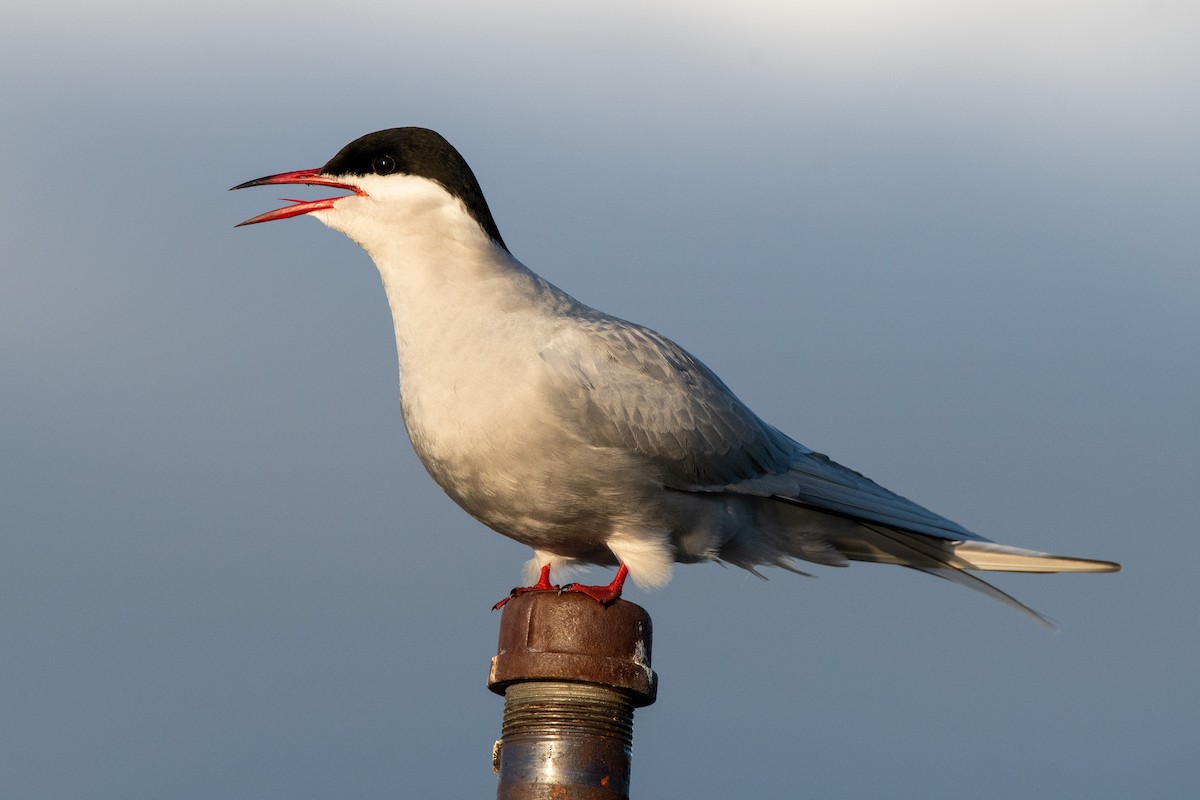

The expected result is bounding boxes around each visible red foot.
[492,564,558,610]
[561,563,629,605]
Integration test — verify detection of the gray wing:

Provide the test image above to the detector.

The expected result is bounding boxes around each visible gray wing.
[538,315,984,544]
[733,450,983,542]
[539,317,803,485]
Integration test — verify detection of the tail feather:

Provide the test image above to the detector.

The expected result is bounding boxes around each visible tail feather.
[820,523,1123,627]
[716,484,1121,624]
[850,524,1058,628]
[906,563,1057,629]
[826,525,1119,575]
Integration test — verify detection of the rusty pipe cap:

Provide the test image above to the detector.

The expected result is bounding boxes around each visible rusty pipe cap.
[488,592,657,706]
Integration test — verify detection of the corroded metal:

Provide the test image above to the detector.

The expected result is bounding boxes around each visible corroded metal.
[489,592,657,799]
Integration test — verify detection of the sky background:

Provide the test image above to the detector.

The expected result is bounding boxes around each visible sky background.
[3,1,1197,797]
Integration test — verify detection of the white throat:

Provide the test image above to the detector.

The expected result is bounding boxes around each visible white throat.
[310,172,576,447]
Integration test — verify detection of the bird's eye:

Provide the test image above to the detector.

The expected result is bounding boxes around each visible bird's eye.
[372,155,397,176]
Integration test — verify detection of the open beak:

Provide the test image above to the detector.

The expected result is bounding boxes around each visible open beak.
[230,168,365,227]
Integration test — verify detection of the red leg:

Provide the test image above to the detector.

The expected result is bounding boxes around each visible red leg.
[492,564,558,610]
[561,563,629,605]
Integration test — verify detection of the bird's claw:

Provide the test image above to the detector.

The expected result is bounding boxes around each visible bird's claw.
[559,563,631,606]
[492,563,631,609]
[492,564,558,610]
[558,581,621,605]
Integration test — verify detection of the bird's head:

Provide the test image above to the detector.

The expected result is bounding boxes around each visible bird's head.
[232,127,507,253]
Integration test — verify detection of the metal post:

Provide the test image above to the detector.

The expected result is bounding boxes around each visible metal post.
[488,592,657,800]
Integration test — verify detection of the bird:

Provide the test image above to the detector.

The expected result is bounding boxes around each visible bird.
[232,127,1119,624]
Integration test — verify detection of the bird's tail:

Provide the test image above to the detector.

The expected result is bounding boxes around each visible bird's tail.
[823,524,1119,628]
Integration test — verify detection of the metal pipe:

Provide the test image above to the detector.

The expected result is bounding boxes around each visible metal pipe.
[488,592,657,800]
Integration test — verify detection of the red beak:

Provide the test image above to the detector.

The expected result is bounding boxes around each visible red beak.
[230,168,365,227]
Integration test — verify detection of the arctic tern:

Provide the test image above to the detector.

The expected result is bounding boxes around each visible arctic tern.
[233,127,1119,624]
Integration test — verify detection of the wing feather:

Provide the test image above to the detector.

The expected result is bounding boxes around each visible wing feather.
[539,316,980,541]
[539,317,803,485]
[537,313,1118,580]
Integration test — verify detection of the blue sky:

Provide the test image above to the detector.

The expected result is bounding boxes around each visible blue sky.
[3,1,1197,797]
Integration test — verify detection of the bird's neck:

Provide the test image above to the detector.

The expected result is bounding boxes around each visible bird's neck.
[355,206,572,383]
[355,204,581,483]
